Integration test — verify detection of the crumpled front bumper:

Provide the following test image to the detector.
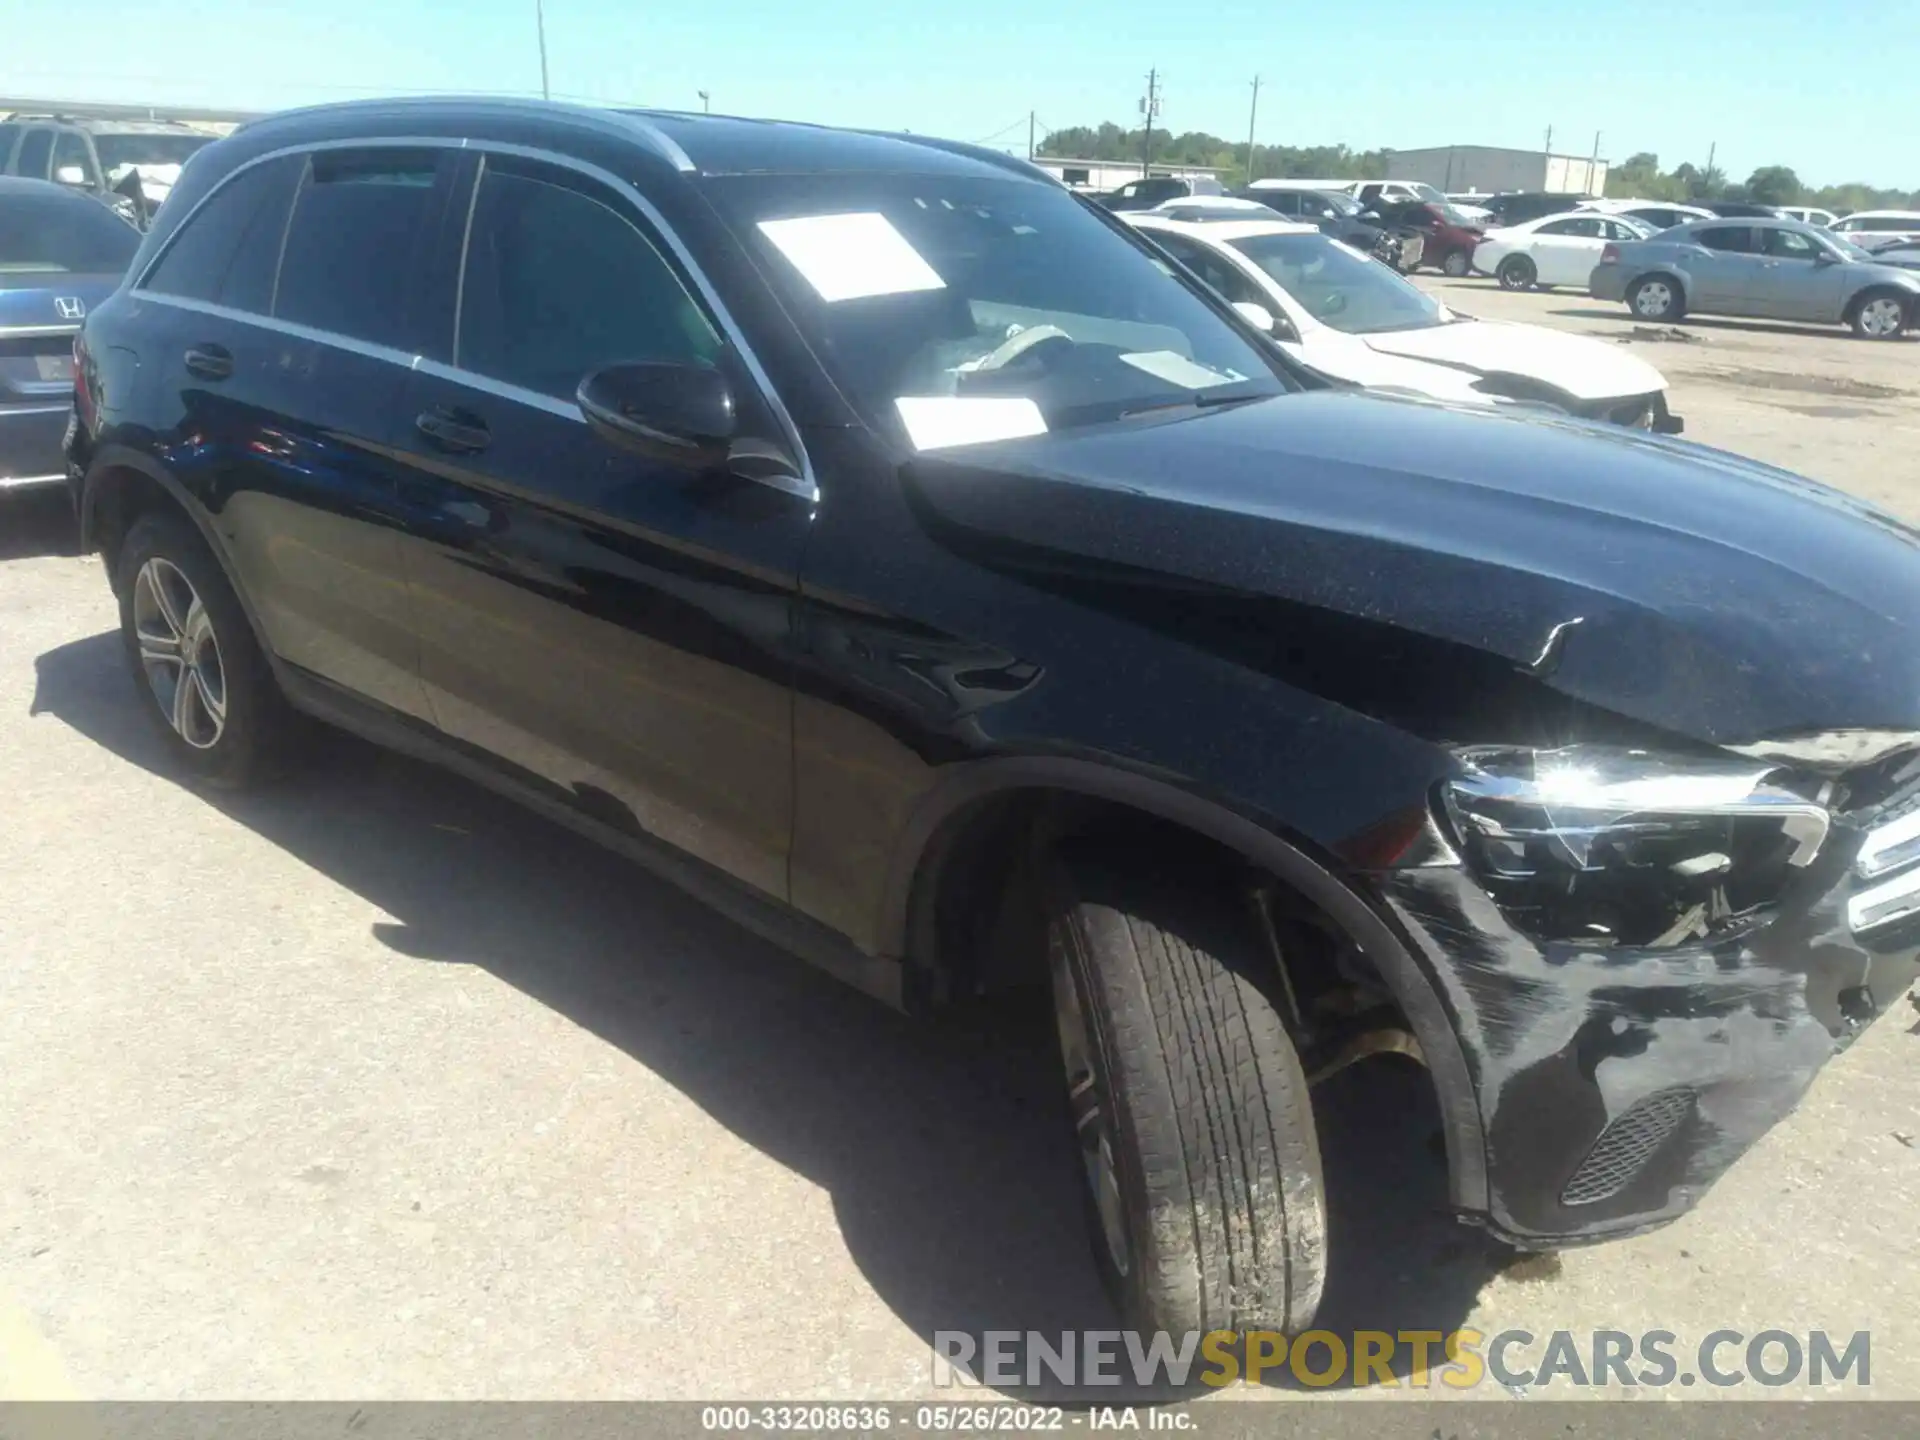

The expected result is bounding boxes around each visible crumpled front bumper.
[1370,816,1920,1249]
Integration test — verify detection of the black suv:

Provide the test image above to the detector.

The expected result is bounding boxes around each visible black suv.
[1093,174,1224,211]
[0,114,217,225]
[67,98,1920,1339]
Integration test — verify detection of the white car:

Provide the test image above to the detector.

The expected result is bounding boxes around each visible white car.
[1777,206,1838,228]
[1473,211,1653,290]
[1831,210,1920,245]
[1580,199,1715,231]
[1125,214,1679,431]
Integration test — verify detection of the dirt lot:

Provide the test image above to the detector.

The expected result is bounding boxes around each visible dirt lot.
[1,288,1918,1400]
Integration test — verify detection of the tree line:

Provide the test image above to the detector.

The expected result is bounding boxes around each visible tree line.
[1039,124,1918,211]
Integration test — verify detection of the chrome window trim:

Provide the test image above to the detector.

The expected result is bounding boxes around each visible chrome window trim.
[0,406,69,416]
[135,292,422,372]
[0,324,81,339]
[130,133,817,503]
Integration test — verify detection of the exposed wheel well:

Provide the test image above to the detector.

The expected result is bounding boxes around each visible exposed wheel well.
[908,787,1413,1067]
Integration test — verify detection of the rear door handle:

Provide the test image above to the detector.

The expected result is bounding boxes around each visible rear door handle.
[415,407,492,454]
[183,344,232,381]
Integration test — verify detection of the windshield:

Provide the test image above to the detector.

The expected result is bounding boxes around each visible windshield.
[1407,182,1447,205]
[707,173,1285,450]
[0,192,139,273]
[1830,233,1877,261]
[1433,203,1480,228]
[1318,191,1362,217]
[94,133,214,173]
[1226,231,1444,335]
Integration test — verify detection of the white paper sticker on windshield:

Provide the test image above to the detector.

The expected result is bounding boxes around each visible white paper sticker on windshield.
[1118,350,1234,389]
[895,397,1047,452]
[758,213,946,303]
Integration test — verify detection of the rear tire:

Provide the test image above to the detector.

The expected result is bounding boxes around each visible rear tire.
[1441,249,1471,278]
[114,510,295,789]
[1850,288,1909,340]
[1044,846,1326,1336]
[1628,274,1683,321]
[1496,254,1537,290]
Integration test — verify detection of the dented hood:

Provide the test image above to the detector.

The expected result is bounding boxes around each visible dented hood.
[903,389,1920,745]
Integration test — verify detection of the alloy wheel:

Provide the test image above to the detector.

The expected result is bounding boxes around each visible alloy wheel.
[1859,297,1905,338]
[132,557,227,750]
[1049,942,1131,1278]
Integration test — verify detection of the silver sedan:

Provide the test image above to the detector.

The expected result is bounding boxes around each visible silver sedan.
[1589,217,1920,339]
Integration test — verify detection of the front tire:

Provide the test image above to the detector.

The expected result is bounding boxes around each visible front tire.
[115,510,293,789]
[1628,275,1683,321]
[1496,254,1537,290]
[1851,289,1909,340]
[1441,249,1471,278]
[1045,847,1326,1336]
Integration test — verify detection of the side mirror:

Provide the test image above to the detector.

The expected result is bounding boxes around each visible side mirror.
[53,165,89,187]
[1232,301,1276,333]
[1812,249,1839,266]
[577,361,735,470]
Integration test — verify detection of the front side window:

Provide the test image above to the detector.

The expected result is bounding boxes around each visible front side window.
[143,156,302,313]
[1227,231,1444,335]
[706,172,1284,449]
[1152,233,1265,308]
[1538,216,1601,238]
[50,132,99,188]
[1762,227,1822,260]
[457,162,721,400]
[0,190,138,273]
[15,129,54,180]
[272,150,446,349]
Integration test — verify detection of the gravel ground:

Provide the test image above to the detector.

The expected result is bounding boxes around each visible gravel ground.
[1,285,1917,1400]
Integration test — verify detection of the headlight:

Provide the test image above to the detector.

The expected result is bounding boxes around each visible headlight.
[1441,745,1829,948]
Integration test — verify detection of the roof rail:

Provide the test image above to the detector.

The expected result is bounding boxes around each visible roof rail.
[236,95,694,172]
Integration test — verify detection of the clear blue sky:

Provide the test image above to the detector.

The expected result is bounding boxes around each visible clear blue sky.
[4,0,1911,190]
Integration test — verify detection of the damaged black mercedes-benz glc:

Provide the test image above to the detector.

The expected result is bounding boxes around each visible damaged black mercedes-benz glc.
[68,99,1920,1341]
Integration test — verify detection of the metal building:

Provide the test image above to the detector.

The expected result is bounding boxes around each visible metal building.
[1386,145,1609,198]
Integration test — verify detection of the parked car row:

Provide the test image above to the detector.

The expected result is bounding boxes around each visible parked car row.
[37,99,1920,1350]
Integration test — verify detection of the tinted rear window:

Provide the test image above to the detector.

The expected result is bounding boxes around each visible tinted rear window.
[0,191,139,273]
[142,155,301,311]
[273,150,444,349]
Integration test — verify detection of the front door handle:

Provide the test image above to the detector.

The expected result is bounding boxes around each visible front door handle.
[415,407,492,455]
[182,344,232,381]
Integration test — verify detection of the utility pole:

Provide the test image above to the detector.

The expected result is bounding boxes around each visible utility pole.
[698,90,711,113]
[1028,109,1036,161]
[1590,130,1602,194]
[1141,69,1160,175]
[1245,76,1261,184]
[534,0,551,100]
[1543,124,1553,155]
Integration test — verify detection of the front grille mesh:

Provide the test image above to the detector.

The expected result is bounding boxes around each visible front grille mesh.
[1560,1087,1696,1206]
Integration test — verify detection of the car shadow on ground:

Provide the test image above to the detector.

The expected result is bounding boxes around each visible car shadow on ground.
[0,488,83,561]
[30,629,1512,1395]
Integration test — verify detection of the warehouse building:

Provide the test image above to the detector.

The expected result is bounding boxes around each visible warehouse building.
[1387,144,1608,197]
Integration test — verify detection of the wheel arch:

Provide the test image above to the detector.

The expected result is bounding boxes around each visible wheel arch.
[1842,282,1916,325]
[80,446,277,664]
[882,755,1490,1214]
